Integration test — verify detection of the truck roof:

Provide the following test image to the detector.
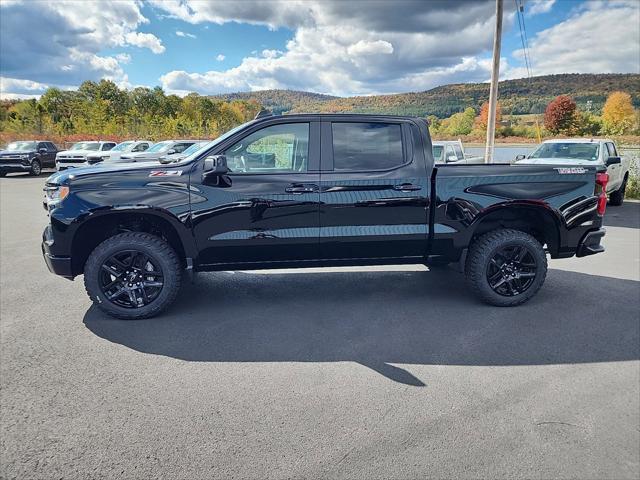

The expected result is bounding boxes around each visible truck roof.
[542,138,614,144]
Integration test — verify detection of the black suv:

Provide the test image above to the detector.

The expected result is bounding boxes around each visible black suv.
[42,114,607,319]
[0,140,58,176]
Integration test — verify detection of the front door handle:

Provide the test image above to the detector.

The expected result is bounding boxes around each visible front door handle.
[393,183,421,192]
[285,184,317,194]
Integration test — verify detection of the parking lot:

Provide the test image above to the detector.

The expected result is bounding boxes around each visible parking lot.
[1,174,639,479]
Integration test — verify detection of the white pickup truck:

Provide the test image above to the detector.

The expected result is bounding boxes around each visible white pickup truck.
[515,139,630,205]
[432,140,484,164]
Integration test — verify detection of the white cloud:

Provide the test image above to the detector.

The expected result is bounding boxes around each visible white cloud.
[527,0,555,16]
[216,54,226,61]
[158,1,509,96]
[346,40,394,56]
[0,0,163,96]
[124,32,165,54]
[512,1,640,76]
[176,30,196,39]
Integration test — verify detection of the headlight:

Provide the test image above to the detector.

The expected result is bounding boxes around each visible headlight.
[20,154,29,160]
[44,185,70,205]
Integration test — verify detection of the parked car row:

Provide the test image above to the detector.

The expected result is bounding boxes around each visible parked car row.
[0,139,212,176]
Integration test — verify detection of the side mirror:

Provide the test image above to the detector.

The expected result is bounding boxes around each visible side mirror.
[203,155,228,175]
[606,156,621,166]
[447,155,458,163]
[39,148,47,154]
[515,154,526,161]
[166,149,176,155]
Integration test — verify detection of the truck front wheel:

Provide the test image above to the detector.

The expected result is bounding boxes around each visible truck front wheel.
[465,229,547,307]
[84,232,182,319]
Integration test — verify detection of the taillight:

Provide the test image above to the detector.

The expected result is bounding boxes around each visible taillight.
[596,172,609,216]
[596,172,609,189]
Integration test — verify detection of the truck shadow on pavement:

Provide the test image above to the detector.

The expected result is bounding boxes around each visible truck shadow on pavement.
[603,201,640,229]
[84,268,640,387]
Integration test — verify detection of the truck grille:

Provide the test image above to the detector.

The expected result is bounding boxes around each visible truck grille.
[57,156,86,163]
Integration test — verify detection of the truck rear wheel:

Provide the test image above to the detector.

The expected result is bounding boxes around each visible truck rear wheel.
[609,175,627,206]
[84,232,182,319]
[465,229,547,307]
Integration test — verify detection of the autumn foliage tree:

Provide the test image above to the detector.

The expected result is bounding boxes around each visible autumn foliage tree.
[544,95,577,134]
[602,91,635,135]
[474,101,502,132]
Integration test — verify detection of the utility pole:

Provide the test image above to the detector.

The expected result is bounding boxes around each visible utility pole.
[484,0,503,163]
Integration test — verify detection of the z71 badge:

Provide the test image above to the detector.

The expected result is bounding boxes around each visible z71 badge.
[554,167,588,174]
[149,170,183,177]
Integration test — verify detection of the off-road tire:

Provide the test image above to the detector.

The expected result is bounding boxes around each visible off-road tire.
[29,159,41,176]
[84,232,182,319]
[609,175,627,206]
[465,228,547,307]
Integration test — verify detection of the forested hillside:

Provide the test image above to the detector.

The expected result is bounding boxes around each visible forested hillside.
[216,74,640,118]
[214,90,338,115]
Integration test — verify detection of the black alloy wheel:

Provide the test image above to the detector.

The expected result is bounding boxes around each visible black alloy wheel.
[486,244,537,296]
[99,249,164,308]
[465,228,547,307]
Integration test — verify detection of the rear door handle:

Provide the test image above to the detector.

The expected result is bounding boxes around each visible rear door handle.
[285,184,318,194]
[393,183,421,192]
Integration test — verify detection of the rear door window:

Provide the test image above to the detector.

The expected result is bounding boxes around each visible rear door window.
[332,122,404,171]
[606,143,618,157]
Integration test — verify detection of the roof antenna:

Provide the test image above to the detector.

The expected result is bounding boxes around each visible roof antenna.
[254,109,273,120]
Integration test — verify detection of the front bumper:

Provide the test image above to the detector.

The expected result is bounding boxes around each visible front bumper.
[42,225,74,279]
[0,163,31,172]
[576,228,606,257]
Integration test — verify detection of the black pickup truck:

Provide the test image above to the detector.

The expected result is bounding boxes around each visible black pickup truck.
[1,140,58,176]
[42,114,609,319]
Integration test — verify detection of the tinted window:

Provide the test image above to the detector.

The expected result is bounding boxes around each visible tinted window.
[101,143,116,151]
[432,145,444,162]
[607,143,617,157]
[46,142,57,151]
[37,142,47,150]
[332,122,403,171]
[225,123,309,173]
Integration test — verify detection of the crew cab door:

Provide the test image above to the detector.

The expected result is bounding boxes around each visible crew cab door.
[37,142,56,167]
[319,120,430,260]
[190,120,321,266]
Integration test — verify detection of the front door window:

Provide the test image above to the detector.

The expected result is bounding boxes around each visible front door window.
[224,123,309,173]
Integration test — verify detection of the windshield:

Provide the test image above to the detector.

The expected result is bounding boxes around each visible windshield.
[6,141,37,151]
[529,142,599,161]
[147,141,173,153]
[70,142,100,151]
[181,142,208,156]
[111,141,133,152]
[432,145,444,162]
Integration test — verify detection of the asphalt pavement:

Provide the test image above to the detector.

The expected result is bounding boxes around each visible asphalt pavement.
[1,174,639,479]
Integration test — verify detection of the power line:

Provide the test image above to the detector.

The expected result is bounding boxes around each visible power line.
[514,0,542,142]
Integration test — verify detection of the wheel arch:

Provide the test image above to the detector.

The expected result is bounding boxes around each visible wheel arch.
[70,208,195,276]
[468,202,562,256]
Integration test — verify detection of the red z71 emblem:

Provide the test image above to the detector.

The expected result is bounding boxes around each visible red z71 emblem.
[149,170,182,177]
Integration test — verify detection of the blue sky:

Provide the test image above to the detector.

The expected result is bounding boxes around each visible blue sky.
[1,0,638,99]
